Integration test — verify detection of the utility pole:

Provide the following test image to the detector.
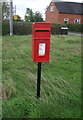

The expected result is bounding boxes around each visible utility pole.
[15,5,16,15]
[10,0,13,36]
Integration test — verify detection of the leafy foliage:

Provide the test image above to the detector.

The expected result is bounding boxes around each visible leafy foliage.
[2,21,67,35]
[34,11,43,22]
[13,21,32,35]
[2,20,83,35]
[2,20,10,35]
[66,23,83,33]
[51,23,67,34]
[25,8,43,22]
[25,8,34,22]
[2,2,10,20]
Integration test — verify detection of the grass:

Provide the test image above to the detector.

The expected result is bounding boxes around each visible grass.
[0,36,2,119]
[2,35,81,118]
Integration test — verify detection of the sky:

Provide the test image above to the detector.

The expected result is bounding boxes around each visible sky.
[5,0,83,20]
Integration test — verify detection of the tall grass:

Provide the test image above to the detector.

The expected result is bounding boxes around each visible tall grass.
[2,35,81,118]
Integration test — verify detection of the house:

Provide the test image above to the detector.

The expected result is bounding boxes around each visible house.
[46,0,83,24]
[13,15,21,21]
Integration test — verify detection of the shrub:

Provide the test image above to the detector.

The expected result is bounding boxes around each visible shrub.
[66,23,83,33]
[2,20,83,35]
[51,23,67,35]
[2,20,10,35]
[2,20,32,35]
[13,22,32,35]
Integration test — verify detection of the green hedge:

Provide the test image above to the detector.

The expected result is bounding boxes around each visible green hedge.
[51,23,67,34]
[2,20,83,35]
[2,21,32,35]
[2,21,67,35]
[13,22,32,35]
[66,23,83,33]
[2,20,10,35]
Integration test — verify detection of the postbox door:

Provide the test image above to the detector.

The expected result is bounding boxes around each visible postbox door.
[33,39,50,62]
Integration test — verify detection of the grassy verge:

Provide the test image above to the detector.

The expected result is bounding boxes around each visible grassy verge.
[2,35,81,118]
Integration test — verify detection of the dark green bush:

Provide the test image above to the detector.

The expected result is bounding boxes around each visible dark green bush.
[13,22,32,35]
[66,23,83,33]
[51,23,67,35]
[2,21,67,35]
[2,20,83,35]
[2,20,32,35]
[2,20,10,35]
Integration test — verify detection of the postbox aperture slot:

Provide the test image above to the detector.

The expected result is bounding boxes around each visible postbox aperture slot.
[36,30,50,32]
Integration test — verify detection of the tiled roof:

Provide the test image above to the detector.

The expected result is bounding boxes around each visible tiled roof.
[54,2,83,15]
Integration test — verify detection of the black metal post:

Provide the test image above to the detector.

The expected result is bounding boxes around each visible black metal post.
[37,62,41,98]
[61,29,62,35]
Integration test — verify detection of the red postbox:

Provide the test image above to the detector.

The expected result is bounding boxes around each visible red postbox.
[32,22,51,62]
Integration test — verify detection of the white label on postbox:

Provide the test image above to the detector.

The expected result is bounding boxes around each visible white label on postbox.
[39,43,46,56]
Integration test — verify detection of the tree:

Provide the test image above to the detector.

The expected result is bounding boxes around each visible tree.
[2,2,10,20]
[25,8,43,22]
[34,11,43,22]
[25,8,34,22]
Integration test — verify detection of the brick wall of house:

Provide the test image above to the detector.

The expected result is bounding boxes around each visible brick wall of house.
[46,2,59,23]
[59,13,83,24]
[46,2,83,24]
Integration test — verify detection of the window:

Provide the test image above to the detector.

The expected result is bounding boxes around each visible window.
[50,6,54,12]
[64,18,69,23]
[74,19,80,24]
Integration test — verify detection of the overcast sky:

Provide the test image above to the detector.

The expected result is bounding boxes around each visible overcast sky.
[5,0,83,20]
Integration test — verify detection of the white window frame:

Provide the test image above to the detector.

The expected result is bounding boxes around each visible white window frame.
[64,18,69,23]
[50,5,54,12]
[74,19,80,24]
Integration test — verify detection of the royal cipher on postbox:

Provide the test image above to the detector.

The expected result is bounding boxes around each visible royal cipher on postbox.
[32,22,51,62]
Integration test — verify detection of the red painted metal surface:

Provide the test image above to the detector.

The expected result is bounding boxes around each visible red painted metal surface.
[32,22,51,62]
